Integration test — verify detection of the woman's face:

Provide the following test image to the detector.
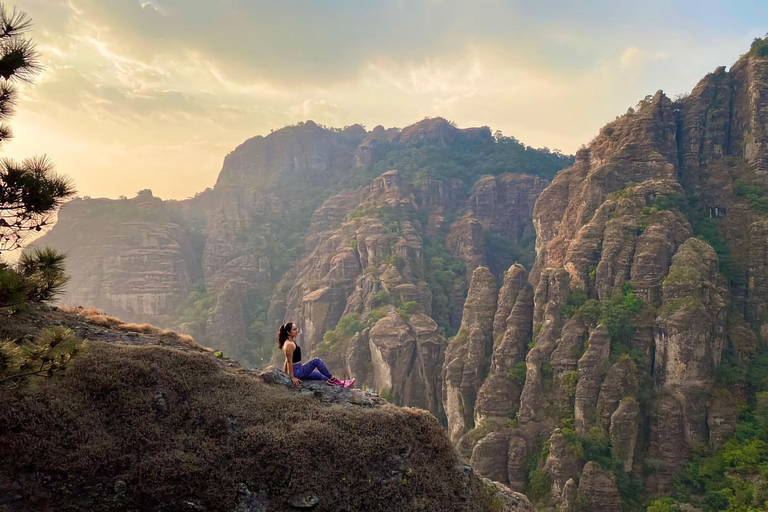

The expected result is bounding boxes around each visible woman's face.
[290,324,299,337]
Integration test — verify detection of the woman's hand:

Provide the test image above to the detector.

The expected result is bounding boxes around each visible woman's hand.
[291,376,302,387]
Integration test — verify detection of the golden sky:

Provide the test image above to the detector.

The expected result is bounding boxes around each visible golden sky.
[5,0,766,200]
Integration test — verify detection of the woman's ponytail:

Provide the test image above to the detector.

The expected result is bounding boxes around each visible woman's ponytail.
[276,322,293,349]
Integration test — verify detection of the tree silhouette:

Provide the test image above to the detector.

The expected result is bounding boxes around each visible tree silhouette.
[0,5,74,253]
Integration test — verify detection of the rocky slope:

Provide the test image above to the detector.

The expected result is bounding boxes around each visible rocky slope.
[440,46,768,511]
[0,305,533,512]
[33,118,568,373]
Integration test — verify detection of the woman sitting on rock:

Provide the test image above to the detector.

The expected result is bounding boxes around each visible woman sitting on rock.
[277,322,354,388]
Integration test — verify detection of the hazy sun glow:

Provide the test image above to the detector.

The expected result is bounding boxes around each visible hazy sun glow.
[6,0,766,199]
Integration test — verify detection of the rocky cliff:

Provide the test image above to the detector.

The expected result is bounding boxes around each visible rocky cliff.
[34,118,568,377]
[31,190,198,325]
[441,45,768,511]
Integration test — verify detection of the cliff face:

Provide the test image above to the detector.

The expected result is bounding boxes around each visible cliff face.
[32,190,197,325]
[200,122,368,357]
[36,117,567,372]
[442,50,768,509]
[270,169,446,416]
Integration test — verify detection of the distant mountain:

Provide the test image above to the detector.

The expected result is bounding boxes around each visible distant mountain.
[35,117,571,379]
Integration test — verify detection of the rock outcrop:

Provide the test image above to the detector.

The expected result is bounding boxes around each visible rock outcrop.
[443,266,498,442]
[575,462,623,512]
[474,265,533,423]
[444,47,768,508]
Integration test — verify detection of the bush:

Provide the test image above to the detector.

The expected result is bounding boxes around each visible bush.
[424,238,466,336]
[646,497,680,512]
[397,301,421,321]
[562,370,579,398]
[748,35,768,58]
[562,288,588,318]
[0,247,70,314]
[600,283,642,341]
[0,326,84,389]
[337,314,365,336]
[576,299,602,326]
[373,289,391,306]
[507,361,527,387]
[368,307,387,323]
[526,469,551,501]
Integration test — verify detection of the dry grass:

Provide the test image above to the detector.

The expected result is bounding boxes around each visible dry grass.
[119,322,160,334]
[59,306,202,349]
[73,306,124,327]
[0,341,495,512]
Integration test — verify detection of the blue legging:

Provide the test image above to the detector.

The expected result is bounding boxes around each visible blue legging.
[293,358,332,381]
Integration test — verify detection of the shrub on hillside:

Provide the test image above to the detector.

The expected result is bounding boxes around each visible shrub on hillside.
[0,247,69,314]
[0,326,84,389]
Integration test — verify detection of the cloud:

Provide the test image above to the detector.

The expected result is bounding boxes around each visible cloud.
[2,0,765,200]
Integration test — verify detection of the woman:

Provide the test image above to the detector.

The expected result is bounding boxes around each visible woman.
[277,322,354,388]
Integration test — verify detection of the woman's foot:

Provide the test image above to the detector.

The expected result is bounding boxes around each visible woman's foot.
[326,377,343,386]
[342,378,355,389]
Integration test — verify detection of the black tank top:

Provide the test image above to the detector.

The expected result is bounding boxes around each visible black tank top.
[291,343,302,364]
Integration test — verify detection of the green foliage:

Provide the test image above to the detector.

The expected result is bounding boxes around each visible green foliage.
[314,314,366,357]
[0,326,84,389]
[717,352,747,386]
[652,194,738,283]
[507,361,527,387]
[663,266,700,287]
[465,418,505,447]
[562,370,580,398]
[368,307,388,323]
[484,231,536,280]
[747,35,768,58]
[0,8,75,253]
[424,237,466,337]
[337,314,366,336]
[576,299,602,326]
[373,289,391,306]
[663,295,704,315]
[179,288,216,326]
[541,361,554,380]
[748,352,768,390]
[0,247,70,314]
[734,179,768,213]
[596,283,643,341]
[574,427,644,511]
[526,470,551,501]
[609,182,638,199]
[562,288,588,318]
[636,95,654,111]
[646,497,681,512]
[671,349,768,512]
[397,301,421,321]
[346,127,573,193]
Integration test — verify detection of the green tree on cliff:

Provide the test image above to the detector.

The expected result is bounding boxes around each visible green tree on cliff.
[0,6,74,253]
[0,4,73,310]
[0,5,81,389]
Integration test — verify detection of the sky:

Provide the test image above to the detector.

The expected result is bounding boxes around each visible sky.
[4,0,767,200]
